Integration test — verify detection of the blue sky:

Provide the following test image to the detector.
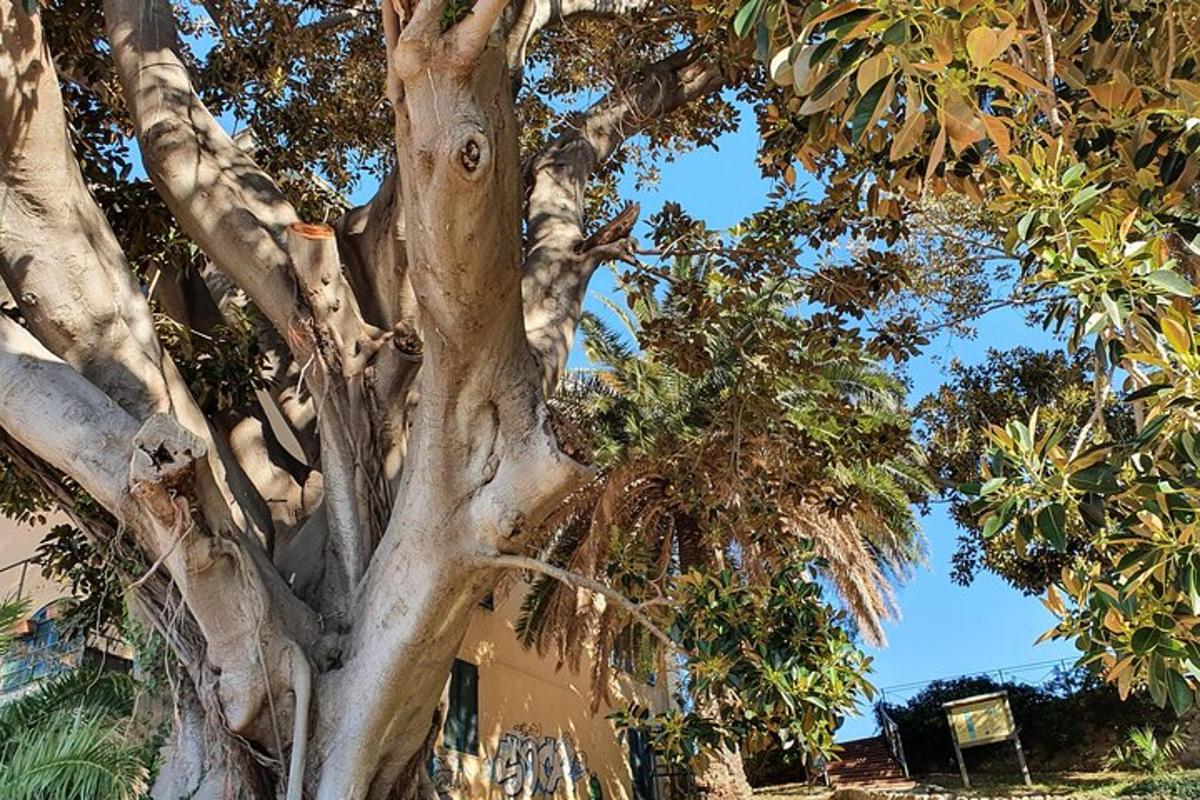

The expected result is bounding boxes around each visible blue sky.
[577,105,1080,741]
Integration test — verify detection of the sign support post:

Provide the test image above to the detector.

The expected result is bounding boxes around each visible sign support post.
[951,737,970,789]
[942,691,1032,790]
[1012,731,1032,786]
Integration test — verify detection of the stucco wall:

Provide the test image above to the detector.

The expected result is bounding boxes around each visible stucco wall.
[436,586,670,800]
[0,516,64,611]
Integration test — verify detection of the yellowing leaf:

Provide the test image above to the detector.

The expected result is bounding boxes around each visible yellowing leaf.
[990,61,1051,94]
[856,51,892,94]
[892,107,926,163]
[798,75,850,115]
[942,90,987,153]
[1163,317,1191,355]
[791,45,823,95]
[1088,71,1143,113]
[966,26,1002,67]
[1044,583,1065,616]
[769,48,792,86]
[925,124,947,187]
[1106,654,1135,683]
[981,113,1011,159]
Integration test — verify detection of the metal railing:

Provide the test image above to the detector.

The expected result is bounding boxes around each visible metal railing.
[0,557,38,604]
[879,706,910,779]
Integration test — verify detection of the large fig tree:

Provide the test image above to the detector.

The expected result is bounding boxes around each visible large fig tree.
[0,0,746,795]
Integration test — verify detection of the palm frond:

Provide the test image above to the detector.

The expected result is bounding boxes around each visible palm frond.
[0,599,31,655]
[0,669,135,744]
[0,709,148,800]
[785,501,898,647]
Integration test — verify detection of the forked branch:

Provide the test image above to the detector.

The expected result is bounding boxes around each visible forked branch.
[522,47,726,394]
[491,552,674,647]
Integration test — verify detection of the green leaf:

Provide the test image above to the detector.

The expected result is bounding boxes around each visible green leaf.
[1187,563,1200,614]
[1101,291,1123,327]
[1017,210,1038,240]
[1146,269,1195,297]
[1125,382,1171,402]
[1062,162,1087,187]
[982,514,1004,539]
[1149,657,1169,706]
[732,0,762,39]
[1069,463,1120,494]
[1168,669,1194,715]
[979,476,1006,495]
[1134,413,1170,448]
[849,76,891,143]
[1132,627,1162,655]
[1037,503,1068,551]
[1070,184,1105,209]
[881,19,908,45]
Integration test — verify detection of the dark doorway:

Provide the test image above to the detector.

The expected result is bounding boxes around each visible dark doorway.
[628,728,656,800]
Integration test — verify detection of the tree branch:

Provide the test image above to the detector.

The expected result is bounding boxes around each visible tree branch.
[106,0,425,596]
[1030,0,1062,129]
[2,0,285,549]
[491,553,673,647]
[334,171,418,332]
[104,0,303,337]
[504,0,656,73]
[0,314,316,752]
[0,316,138,511]
[521,46,725,394]
[1,0,174,420]
[299,0,375,33]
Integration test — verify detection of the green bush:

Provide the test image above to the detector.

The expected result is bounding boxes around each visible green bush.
[1120,771,1200,798]
[1106,726,1188,775]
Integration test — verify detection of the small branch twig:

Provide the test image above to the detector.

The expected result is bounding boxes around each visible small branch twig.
[490,553,674,647]
[1031,0,1062,129]
[1069,363,1110,461]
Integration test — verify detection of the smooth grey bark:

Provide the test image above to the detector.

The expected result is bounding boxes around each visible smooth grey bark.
[0,0,729,795]
[522,47,725,392]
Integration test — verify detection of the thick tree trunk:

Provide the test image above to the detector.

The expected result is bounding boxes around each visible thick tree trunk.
[0,0,731,796]
[150,691,275,800]
[695,745,756,800]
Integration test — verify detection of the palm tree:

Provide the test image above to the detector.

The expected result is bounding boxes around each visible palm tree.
[515,257,931,794]
[0,599,148,800]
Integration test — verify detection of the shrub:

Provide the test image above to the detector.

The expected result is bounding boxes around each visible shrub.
[1120,770,1200,798]
[1106,726,1189,775]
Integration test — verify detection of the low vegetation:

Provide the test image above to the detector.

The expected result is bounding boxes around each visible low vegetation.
[1105,725,1189,775]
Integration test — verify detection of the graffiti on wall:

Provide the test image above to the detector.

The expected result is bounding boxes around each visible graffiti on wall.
[490,722,588,798]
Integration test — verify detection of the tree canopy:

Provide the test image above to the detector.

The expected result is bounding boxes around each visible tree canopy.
[4,0,1200,795]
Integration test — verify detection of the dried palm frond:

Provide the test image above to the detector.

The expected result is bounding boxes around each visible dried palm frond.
[784,500,899,647]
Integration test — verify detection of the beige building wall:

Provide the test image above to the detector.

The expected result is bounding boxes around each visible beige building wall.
[436,586,669,800]
[0,516,64,612]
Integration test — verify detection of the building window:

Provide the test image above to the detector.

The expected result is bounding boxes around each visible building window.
[443,659,478,755]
